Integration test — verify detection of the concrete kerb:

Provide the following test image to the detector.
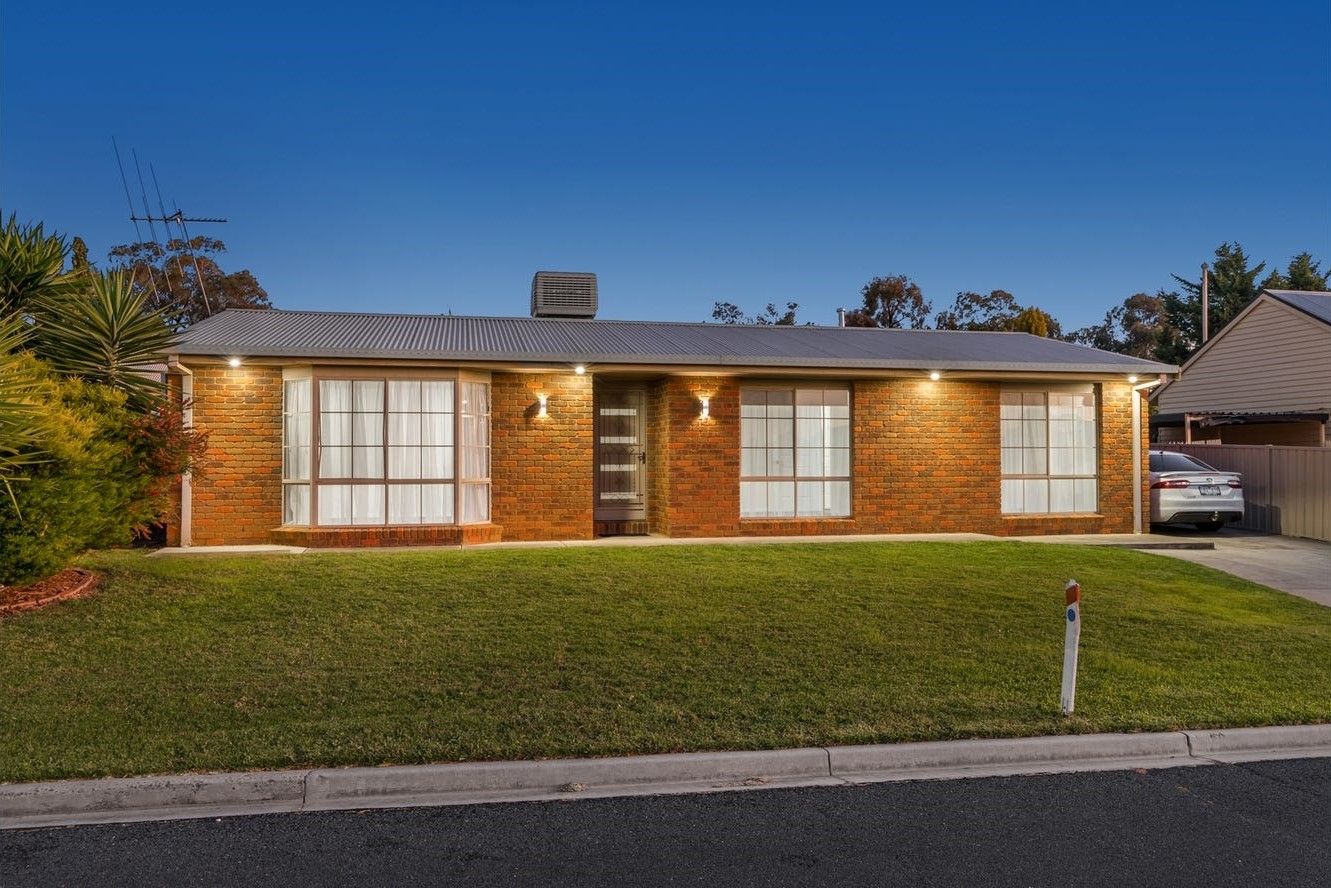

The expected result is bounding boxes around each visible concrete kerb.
[827,732,1195,783]
[5,725,1329,830]
[1183,724,1331,763]
[0,770,309,827]
[302,748,832,812]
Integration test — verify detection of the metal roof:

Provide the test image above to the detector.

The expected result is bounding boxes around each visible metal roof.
[173,309,1176,374]
[1267,289,1331,326]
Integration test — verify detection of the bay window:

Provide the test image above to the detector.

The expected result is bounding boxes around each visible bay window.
[281,372,489,527]
[1000,387,1098,515]
[741,386,851,518]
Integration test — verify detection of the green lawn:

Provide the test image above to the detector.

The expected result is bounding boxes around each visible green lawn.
[2,542,1329,783]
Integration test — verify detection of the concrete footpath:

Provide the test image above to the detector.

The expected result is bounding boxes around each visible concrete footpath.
[149,531,1215,558]
[4,724,1328,831]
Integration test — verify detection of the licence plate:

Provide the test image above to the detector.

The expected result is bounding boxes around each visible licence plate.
[1198,484,1221,495]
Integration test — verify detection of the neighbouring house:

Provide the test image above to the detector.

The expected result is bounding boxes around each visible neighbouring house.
[1152,290,1331,446]
[164,272,1174,548]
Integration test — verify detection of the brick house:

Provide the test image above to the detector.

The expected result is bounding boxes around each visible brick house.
[165,277,1174,547]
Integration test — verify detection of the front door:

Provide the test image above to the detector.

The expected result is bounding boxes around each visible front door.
[594,387,647,521]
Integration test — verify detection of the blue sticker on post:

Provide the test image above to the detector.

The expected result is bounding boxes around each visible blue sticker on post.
[1067,608,1077,622]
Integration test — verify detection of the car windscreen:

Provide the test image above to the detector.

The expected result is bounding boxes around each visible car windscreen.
[1151,452,1216,472]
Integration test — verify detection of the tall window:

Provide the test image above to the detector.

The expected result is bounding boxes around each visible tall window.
[1000,388,1098,514]
[387,380,455,524]
[282,375,487,527]
[459,381,491,524]
[741,387,851,518]
[282,378,312,525]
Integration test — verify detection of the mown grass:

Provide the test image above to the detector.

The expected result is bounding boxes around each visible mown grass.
[1,542,1329,783]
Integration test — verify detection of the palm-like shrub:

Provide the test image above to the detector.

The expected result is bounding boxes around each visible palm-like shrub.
[0,214,204,584]
[32,269,176,406]
[0,316,49,506]
[0,215,77,317]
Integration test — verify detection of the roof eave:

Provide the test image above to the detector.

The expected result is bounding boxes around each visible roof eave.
[168,346,1174,376]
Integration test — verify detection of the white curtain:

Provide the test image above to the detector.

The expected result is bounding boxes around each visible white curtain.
[283,379,312,484]
[352,485,385,525]
[318,484,352,525]
[459,382,491,524]
[320,380,352,412]
[461,481,489,524]
[283,484,309,526]
[315,378,471,526]
[1001,389,1098,515]
[741,387,850,517]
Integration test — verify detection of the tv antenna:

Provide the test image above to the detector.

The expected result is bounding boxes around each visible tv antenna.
[112,137,227,317]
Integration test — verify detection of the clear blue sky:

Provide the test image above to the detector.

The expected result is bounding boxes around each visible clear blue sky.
[3,1,1329,329]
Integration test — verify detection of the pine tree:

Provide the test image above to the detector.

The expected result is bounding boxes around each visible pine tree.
[1261,252,1329,291]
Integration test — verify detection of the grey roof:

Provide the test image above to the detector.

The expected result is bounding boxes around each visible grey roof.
[1267,289,1331,326]
[173,309,1176,374]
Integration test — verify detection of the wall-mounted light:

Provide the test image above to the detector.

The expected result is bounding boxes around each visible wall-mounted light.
[228,357,242,368]
[537,394,549,418]
[1127,374,1139,384]
[574,364,586,375]
[699,394,710,420]
[928,370,941,381]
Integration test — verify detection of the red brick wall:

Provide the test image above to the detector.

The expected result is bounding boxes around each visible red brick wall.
[490,372,595,541]
[851,378,1003,533]
[632,375,1145,539]
[181,366,1144,546]
[645,379,671,534]
[658,376,741,537]
[187,365,283,545]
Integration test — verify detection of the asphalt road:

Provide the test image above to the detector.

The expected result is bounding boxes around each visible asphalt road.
[4,758,1328,887]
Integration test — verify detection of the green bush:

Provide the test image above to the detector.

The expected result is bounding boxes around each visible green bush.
[0,357,158,586]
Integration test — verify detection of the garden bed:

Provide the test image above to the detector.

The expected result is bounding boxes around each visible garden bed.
[0,568,100,617]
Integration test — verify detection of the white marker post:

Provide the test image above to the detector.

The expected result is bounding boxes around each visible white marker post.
[1061,579,1081,715]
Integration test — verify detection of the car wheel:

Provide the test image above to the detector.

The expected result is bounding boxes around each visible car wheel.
[1193,521,1224,532]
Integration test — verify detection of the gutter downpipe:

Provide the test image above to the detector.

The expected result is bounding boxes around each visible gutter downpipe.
[1132,376,1166,534]
[166,356,194,548]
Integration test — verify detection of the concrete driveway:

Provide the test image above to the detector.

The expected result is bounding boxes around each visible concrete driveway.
[1151,529,1331,607]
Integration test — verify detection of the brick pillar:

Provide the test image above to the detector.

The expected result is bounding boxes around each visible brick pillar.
[490,372,595,541]
[189,365,283,545]
[662,376,740,537]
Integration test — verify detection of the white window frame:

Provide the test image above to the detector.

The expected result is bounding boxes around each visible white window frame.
[740,385,852,519]
[1000,384,1099,515]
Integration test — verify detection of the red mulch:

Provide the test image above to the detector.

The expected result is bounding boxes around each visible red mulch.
[0,568,101,616]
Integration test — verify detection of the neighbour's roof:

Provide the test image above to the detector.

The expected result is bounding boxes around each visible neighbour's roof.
[1266,290,1331,326]
[173,309,1176,375]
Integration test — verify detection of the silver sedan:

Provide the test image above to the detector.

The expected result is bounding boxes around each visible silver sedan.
[1149,450,1245,531]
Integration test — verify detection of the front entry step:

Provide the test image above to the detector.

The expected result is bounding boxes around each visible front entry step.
[595,519,650,537]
